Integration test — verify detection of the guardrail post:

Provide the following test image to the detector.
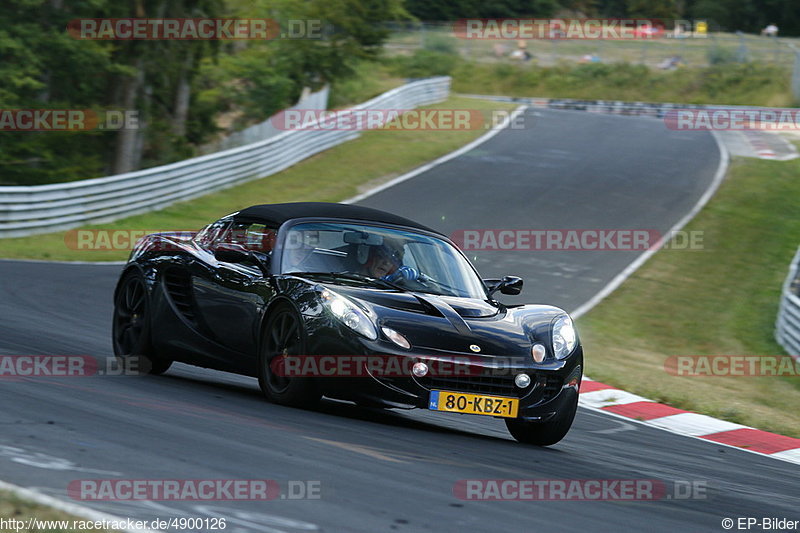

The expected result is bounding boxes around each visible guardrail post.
[775,246,800,359]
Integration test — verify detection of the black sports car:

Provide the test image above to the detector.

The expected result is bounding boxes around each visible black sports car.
[113,202,583,445]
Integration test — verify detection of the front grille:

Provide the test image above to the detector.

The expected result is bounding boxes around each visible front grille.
[418,374,524,397]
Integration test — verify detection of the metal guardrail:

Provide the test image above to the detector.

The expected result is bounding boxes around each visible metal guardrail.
[0,77,451,238]
[776,246,800,359]
[202,86,331,154]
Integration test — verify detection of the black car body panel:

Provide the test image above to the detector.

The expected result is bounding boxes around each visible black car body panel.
[115,202,583,437]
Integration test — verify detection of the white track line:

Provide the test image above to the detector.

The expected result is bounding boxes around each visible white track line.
[344,105,528,204]
[580,404,800,466]
[571,131,730,319]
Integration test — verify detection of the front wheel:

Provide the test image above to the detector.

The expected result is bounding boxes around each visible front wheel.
[112,271,172,375]
[505,393,578,446]
[257,305,320,408]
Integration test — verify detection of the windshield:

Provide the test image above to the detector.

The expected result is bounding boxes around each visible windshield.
[281,222,487,299]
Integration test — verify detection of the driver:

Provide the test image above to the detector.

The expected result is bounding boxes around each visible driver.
[362,242,420,282]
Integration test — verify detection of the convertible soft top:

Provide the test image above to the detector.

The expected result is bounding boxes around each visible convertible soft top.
[237,202,441,235]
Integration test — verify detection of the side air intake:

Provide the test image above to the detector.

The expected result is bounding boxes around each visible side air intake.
[163,268,196,324]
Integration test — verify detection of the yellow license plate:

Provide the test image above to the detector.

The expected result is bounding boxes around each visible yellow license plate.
[429,390,519,418]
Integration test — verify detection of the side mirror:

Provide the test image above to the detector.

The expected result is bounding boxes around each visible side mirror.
[484,276,523,296]
[214,243,250,264]
[500,276,523,295]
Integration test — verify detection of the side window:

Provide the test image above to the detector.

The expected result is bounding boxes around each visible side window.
[244,223,277,253]
[220,222,277,253]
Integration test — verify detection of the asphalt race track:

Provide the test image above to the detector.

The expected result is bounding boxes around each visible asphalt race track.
[1,109,797,532]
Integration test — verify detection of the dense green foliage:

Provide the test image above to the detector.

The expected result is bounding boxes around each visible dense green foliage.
[0,0,223,185]
[0,0,405,185]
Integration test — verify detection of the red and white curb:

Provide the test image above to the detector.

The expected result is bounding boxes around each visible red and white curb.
[579,378,800,465]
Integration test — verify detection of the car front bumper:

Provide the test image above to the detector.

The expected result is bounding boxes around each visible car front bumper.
[306,328,583,420]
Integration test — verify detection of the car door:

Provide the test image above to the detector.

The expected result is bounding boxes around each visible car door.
[190,219,277,367]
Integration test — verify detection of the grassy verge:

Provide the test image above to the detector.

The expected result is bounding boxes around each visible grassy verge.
[450,61,795,106]
[577,151,800,438]
[384,51,796,107]
[386,28,800,70]
[0,490,113,532]
[0,96,516,262]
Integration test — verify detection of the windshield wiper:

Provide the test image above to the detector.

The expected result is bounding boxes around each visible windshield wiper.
[286,271,405,291]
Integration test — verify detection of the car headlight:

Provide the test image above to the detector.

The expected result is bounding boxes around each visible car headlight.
[321,289,377,340]
[552,314,577,360]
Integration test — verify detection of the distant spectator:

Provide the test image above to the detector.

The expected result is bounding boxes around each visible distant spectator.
[658,55,684,70]
[761,24,779,37]
[579,53,601,64]
[510,49,532,61]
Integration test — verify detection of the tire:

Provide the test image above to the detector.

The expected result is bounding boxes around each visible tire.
[505,392,578,446]
[112,271,172,376]
[257,304,320,407]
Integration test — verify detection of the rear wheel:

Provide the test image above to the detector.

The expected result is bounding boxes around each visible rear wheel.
[112,271,172,375]
[505,393,578,446]
[258,305,320,407]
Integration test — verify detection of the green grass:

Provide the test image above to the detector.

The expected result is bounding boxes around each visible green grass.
[577,151,800,438]
[448,60,795,107]
[0,490,114,532]
[0,96,516,262]
[382,46,796,107]
[386,27,800,70]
